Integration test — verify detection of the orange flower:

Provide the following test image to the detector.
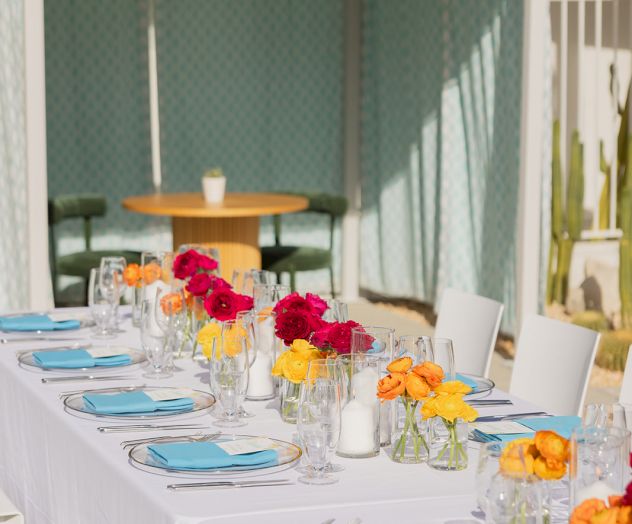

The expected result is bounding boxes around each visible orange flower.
[535,430,569,463]
[590,508,621,524]
[123,263,142,287]
[533,456,566,480]
[613,506,632,523]
[160,292,183,316]
[411,361,444,388]
[405,373,430,400]
[499,438,537,478]
[608,496,624,508]
[377,372,406,401]
[570,499,607,524]
[142,262,162,285]
[387,356,413,374]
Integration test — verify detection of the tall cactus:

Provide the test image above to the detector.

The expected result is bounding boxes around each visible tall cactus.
[621,137,632,328]
[547,121,563,304]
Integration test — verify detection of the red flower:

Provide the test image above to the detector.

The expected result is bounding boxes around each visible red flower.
[275,310,323,346]
[622,479,632,506]
[311,322,332,349]
[186,273,212,296]
[210,276,232,290]
[204,288,252,322]
[273,292,312,315]
[173,250,201,279]
[197,254,218,272]
[305,293,328,316]
[311,320,363,354]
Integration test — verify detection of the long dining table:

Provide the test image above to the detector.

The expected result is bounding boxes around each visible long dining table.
[0,308,546,524]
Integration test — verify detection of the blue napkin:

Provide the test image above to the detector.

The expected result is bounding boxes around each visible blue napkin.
[147,441,278,470]
[33,349,131,369]
[0,314,80,332]
[83,391,194,415]
[473,415,581,443]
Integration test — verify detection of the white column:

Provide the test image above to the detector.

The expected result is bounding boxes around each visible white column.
[341,0,361,302]
[24,0,53,310]
[516,0,548,332]
[148,0,162,192]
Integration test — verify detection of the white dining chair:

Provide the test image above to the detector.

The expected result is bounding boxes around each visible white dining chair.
[0,489,23,524]
[510,314,600,416]
[434,288,504,377]
[618,345,632,405]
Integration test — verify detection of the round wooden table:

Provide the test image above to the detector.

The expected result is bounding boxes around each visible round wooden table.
[122,192,308,280]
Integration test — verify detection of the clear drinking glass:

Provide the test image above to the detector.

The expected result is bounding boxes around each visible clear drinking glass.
[99,256,126,329]
[419,336,434,362]
[140,299,172,379]
[209,320,250,428]
[155,287,187,365]
[88,268,115,339]
[253,284,290,312]
[395,335,427,361]
[238,309,277,400]
[232,269,274,296]
[432,337,455,380]
[323,299,349,322]
[297,374,342,485]
[140,251,175,299]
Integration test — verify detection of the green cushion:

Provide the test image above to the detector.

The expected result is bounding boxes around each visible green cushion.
[262,246,332,273]
[279,192,347,217]
[57,250,141,279]
[49,194,107,225]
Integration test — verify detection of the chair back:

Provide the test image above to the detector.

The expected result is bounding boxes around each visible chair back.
[434,288,503,377]
[48,194,107,251]
[510,314,600,416]
[619,345,632,405]
[273,192,348,248]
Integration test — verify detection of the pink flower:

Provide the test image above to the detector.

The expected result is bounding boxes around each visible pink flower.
[173,250,218,280]
[204,288,252,322]
[210,276,232,290]
[311,322,332,349]
[273,292,328,318]
[196,254,218,272]
[186,273,212,296]
[311,320,362,354]
[275,310,324,346]
[305,293,328,317]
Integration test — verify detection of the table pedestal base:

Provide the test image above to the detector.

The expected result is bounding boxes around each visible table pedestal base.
[172,216,261,281]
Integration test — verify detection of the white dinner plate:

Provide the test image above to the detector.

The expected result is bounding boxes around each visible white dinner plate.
[17,346,146,374]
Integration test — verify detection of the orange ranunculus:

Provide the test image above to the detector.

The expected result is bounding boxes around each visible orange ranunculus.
[411,361,445,388]
[614,506,632,523]
[569,498,607,524]
[534,430,569,463]
[590,508,621,524]
[608,496,624,508]
[123,263,142,287]
[160,292,183,316]
[405,373,430,400]
[142,262,162,285]
[533,455,566,480]
[499,438,537,478]
[387,356,413,374]
[377,372,406,401]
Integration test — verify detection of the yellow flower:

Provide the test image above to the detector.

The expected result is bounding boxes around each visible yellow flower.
[283,354,312,384]
[221,323,249,357]
[271,351,290,377]
[421,393,477,423]
[197,323,221,359]
[434,380,472,395]
[289,339,318,358]
[272,343,324,383]
[499,438,537,478]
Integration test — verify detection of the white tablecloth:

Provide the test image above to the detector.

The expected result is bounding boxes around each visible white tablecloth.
[0,308,541,524]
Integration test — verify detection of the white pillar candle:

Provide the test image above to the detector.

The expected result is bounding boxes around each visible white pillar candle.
[247,353,274,398]
[575,480,619,505]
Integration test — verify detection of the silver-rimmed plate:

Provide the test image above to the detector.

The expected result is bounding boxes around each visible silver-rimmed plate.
[18,346,146,374]
[459,373,495,398]
[62,386,215,421]
[128,434,302,479]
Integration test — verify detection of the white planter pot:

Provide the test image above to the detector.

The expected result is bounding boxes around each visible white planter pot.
[202,176,226,204]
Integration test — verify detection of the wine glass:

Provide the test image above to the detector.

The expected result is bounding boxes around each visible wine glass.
[297,373,342,485]
[99,256,126,330]
[232,269,274,296]
[209,320,250,428]
[88,268,115,339]
[253,283,290,312]
[432,338,455,380]
[140,299,172,379]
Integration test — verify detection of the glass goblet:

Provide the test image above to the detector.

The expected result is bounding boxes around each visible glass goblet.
[88,268,115,339]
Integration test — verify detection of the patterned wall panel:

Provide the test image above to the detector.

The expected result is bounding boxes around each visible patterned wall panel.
[361,0,524,331]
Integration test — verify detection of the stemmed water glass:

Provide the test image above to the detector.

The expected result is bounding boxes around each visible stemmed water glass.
[88,268,116,339]
[253,284,290,312]
[297,370,342,485]
[99,256,126,330]
[140,299,172,379]
[232,269,274,296]
[209,320,251,428]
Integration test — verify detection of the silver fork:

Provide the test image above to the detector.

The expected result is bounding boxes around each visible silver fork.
[59,384,146,400]
[121,432,221,449]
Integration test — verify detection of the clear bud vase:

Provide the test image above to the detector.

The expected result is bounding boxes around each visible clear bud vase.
[280,379,300,424]
[388,397,428,463]
[428,417,468,471]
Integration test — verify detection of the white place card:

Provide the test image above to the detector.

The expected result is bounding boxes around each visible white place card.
[86,347,130,358]
[472,421,533,435]
[216,437,276,456]
[144,388,194,402]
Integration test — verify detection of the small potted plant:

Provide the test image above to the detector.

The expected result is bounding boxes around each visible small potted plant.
[201,168,226,203]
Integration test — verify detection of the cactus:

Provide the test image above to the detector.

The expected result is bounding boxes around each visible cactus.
[546,121,563,304]
[598,141,611,230]
[571,310,610,332]
[595,329,632,371]
[620,137,632,329]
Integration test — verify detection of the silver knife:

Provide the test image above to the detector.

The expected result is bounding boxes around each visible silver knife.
[475,411,550,422]
[42,375,135,384]
[2,337,86,344]
[100,424,206,434]
[469,400,513,406]
[167,479,293,491]
[60,384,145,399]
[121,432,220,448]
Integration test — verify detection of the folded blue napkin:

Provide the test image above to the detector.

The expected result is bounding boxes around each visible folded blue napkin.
[33,349,131,369]
[147,441,278,470]
[0,314,80,332]
[473,415,581,443]
[83,391,194,415]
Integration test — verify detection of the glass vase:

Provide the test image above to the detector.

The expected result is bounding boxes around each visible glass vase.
[280,379,301,424]
[428,417,468,471]
[388,397,428,463]
[131,286,142,328]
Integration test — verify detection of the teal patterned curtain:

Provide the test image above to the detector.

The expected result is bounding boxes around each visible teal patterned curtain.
[0,0,29,312]
[361,0,524,331]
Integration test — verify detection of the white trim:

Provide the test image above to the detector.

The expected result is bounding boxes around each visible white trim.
[341,0,361,302]
[516,0,547,331]
[24,0,53,310]
[148,0,162,192]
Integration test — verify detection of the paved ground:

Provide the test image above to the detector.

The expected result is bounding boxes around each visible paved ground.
[348,300,619,408]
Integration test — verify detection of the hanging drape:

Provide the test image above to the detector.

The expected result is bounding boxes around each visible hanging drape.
[0,0,29,312]
[360,0,525,331]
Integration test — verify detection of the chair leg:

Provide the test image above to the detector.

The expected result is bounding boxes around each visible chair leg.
[290,270,296,293]
[275,273,282,287]
[329,265,335,298]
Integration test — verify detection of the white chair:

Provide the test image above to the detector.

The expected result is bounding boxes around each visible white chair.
[0,489,23,524]
[618,345,632,405]
[434,288,504,377]
[510,314,600,416]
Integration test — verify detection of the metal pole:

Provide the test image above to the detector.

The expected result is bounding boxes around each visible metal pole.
[148,0,162,193]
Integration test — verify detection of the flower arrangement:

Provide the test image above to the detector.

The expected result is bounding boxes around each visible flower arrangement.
[498,431,569,481]
[271,339,326,384]
[196,321,248,360]
[570,482,632,523]
[272,292,328,345]
[311,320,364,354]
[122,262,162,287]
